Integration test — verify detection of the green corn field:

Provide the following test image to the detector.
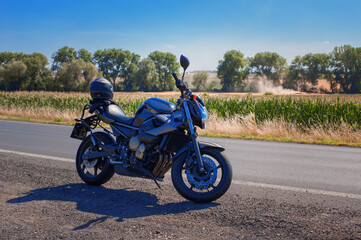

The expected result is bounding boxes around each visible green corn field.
[0,92,360,129]
[205,96,361,129]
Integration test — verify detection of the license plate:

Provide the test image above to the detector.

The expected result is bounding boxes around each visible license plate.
[70,123,88,140]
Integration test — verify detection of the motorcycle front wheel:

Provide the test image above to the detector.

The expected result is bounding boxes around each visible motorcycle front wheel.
[76,132,115,186]
[171,147,232,203]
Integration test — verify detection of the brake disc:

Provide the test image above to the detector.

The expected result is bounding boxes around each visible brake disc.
[186,156,217,190]
[83,148,98,168]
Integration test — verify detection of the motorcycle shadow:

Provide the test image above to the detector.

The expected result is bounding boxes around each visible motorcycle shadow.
[7,183,218,230]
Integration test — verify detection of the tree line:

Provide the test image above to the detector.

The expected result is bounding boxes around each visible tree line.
[0,47,180,92]
[0,45,360,93]
[216,45,361,93]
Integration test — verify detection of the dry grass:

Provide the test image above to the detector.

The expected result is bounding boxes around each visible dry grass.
[0,107,76,123]
[1,106,359,146]
[199,113,361,146]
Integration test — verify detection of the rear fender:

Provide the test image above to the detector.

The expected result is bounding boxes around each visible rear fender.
[89,131,115,144]
[87,131,116,155]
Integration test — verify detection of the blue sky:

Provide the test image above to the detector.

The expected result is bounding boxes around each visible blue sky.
[1,0,361,70]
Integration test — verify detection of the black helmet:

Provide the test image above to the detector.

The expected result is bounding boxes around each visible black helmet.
[90,78,113,101]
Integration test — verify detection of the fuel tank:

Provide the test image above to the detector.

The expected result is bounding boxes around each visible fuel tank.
[133,104,153,127]
[144,98,176,114]
[133,98,176,127]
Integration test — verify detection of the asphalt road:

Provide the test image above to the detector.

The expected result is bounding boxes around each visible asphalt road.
[0,119,360,202]
[1,119,361,238]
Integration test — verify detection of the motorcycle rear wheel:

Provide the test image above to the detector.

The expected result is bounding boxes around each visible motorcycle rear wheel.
[171,147,232,203]
[76,132,115,186]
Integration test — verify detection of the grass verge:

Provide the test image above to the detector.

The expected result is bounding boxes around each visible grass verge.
[1,112,360,147]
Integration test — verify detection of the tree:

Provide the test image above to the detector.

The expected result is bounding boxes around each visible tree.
[287,56,308,91]
[0,52,25,66]
[22,53,52,90]
[0,51,52,91]
[52,46,77,71]
[249,52,287,85]
[331,45,361,93]
[148,51,179,91]
[0,59,27,90]
[322,53,338,93]
[217,50,248,91]
[93,48,139,90]
[302,53,329,86]
[192,71,208,91]
[56,59,98,91]
[121,53,140,91]
[77,49,92,62]
[282,67,299,90]
[82,62,99,91]
[134,58,158,91]
[287,53,332,91]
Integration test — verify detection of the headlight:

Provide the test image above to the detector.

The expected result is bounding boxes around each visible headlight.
[199,105,208,129]
[189,96,208,129]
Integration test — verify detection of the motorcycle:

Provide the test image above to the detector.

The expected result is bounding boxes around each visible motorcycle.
[71,55,232,203]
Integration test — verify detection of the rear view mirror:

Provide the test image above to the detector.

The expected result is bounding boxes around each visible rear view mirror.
[180,55,190,71]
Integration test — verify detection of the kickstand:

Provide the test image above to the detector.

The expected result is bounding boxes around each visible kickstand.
[154,179,162,189]
[133,165,163,189]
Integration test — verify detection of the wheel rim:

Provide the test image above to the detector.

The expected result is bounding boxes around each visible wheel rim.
[80,145,107,178]
[181,154,224,193]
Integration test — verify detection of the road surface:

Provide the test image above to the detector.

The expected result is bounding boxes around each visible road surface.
[0,119,360,196]
[0,120,360,239]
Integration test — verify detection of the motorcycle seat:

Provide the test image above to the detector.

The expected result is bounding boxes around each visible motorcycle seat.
[104,104,134,125]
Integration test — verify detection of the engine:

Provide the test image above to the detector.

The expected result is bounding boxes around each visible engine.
[128,135,146,159]
[126,118,172,178]
[128,118,161,159]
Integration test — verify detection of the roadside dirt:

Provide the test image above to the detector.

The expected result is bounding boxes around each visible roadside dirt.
[0,153,360,239]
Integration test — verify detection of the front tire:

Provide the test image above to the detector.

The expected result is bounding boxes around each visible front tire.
[76,132,115,186]
[171,147,232,203]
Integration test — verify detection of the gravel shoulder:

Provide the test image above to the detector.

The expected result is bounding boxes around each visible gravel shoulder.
[0,153,360,239]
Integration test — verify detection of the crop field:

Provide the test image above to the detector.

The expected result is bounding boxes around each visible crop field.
[206,95,361,128]
[0,91,360,146]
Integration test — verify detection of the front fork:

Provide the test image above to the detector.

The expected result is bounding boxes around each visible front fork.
[183,101,205,173]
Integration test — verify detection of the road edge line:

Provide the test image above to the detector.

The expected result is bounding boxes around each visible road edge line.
[0,148,74,163]
[233,180,361,200]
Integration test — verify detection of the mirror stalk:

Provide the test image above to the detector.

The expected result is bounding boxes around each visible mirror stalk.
[180,54,190,82]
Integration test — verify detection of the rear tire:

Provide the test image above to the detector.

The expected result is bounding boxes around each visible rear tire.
[76,132,115,186]
[171,147,232,203]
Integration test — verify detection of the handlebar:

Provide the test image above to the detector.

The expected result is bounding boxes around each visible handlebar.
[172,72,179,82]
[172,72,188,91]
[172,72,193,100]
[172,72,183,89]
